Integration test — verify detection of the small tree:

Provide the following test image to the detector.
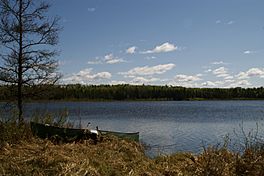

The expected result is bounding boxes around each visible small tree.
[0,0,61,122]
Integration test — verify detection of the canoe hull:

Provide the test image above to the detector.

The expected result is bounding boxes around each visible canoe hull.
[30,122,90,142]
[30,122,140,142]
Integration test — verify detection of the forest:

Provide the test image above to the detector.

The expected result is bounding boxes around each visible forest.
[0,84,264,101]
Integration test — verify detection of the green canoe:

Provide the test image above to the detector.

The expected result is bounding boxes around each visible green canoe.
[30,122,139,142]
[30,122,94,142]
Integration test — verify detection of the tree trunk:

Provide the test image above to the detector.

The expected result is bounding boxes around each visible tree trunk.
[18,0,23,123]
[0,0,60,123]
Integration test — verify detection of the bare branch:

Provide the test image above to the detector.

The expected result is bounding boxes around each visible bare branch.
[0,0,61,121]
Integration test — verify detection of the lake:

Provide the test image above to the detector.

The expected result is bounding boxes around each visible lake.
[2,100,264,156]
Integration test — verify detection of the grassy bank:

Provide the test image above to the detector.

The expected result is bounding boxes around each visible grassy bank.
[1,122,264,175]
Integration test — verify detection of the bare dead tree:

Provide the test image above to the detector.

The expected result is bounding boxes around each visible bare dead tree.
[0,0,61,122]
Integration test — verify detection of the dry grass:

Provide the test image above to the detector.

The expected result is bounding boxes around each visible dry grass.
[1,122,264,176]
[0,135,157,175]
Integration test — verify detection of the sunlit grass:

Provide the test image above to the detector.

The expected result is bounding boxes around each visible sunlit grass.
[1,121,264,175]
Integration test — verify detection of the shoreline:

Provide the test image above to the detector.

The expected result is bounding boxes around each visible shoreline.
[1,122,264,175]
[1,98,264,103]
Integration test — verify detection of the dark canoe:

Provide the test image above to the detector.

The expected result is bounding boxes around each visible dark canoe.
[30,122,139,142]
[30,122,89,142]
[99,130,139,142]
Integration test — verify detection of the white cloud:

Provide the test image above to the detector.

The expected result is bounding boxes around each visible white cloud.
[215,20,234,25]
[229,80,251,87]
[201,80,235,88]
[104,53,125,64]
[202,66,264,88]
[212,67,229,77]
[105,59,123,64]
[87,60,102,65]
[111,76,160,85]
[200,79,252,88]
[119,63,175,77]
[213,67,226,75]
[62,68,111,84]
[88,54,125,65]
[236,68,264,79]
[244,50,251,54]
[201,81,217,87]
[88,8,96,12]
[227,21,234,25]
[211,61,229,65]
[244,50,256,54]
[110,80,127,85]
[145,56,157,60]
[211,67,235,80]
[247,68,264,77]
[224,75,234,80]
[142,42,178,54]
[204,69,212,73]
[235,72,248,80]
[126,46,137,54]
[169,73,202,87]
[87,57,102,65]
[168,81,200,88]
[174,74,201,82]
[130,77,159,85]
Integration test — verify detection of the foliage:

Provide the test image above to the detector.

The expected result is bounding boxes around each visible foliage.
[1,84,264,101]
[31,108,72,128]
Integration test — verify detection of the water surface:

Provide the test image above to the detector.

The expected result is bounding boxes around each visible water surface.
[2,100,264,156]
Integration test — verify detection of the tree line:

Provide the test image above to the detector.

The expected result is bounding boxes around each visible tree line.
[1,84,264,101]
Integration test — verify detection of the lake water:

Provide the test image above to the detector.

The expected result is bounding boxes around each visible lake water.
[2,100,264,156]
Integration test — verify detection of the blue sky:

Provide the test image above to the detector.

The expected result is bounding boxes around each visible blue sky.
[50,0,264,87]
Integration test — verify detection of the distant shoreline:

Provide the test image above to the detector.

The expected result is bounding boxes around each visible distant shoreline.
[1,98,264,104]
[1,85,264,102]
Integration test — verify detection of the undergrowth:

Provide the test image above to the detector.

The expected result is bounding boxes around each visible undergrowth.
[1,121,264,176]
